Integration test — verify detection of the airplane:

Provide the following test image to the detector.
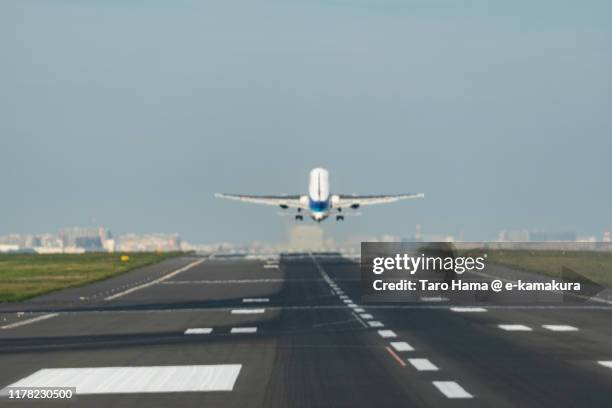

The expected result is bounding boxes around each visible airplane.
[215,168,424,222]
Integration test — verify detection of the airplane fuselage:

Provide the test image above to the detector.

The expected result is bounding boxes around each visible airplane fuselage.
[308,168,331,222]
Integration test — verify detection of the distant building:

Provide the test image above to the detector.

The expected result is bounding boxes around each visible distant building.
[118,233,181,252]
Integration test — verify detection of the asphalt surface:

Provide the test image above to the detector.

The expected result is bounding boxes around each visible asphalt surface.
[1,253,612,407]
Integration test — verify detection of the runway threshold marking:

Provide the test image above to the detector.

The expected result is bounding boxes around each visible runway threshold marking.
[498,324,532,331]
[0,313,59,329]
[598,361,612,369]
[360,314,374,319]
[185,328,213,335]
[105,259,205,301]
[542,325,578,332]
[231,327,257,334]
[408,358,438,371]
[368,321,384,328]
[231,309,265,314]
[385,346,407,367]
[3,365,242,394]
[432,381,473,399]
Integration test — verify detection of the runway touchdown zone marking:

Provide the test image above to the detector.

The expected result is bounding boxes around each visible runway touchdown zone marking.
[2,365,242,394]
[432,381,473,399]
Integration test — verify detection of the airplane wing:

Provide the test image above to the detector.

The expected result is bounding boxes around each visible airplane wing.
[215,193,306,209]
[336,193,424,208]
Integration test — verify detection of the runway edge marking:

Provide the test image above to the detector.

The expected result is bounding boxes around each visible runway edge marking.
[105,258,206,301]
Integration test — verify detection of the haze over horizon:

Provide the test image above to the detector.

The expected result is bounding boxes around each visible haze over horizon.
[2,1,611,243]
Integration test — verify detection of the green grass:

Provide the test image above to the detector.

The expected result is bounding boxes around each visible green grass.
[0,252,184,303]
[468,249,612,287]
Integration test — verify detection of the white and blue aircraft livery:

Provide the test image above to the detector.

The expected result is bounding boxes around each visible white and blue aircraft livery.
[215,168,424,222]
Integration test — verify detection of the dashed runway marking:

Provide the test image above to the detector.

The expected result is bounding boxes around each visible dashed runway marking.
[378,330,397,338]
[598,361,612,369]
[390,341,414,352]
[498,324,533,331]
[432,381,473,399]
[2,365,242,394]
[242,298,269,303]
[354,308,365,313]
[184,328,213,335]
[231,327,257,334]
[450,307,487,313]
[263,264,279,269]
[231,309,265,315]
[542,325,578,332]
[408,358,438,371]
[360,314,374,319]
[368,321,384,328]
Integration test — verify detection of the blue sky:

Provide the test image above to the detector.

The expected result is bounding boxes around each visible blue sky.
[1,1,611,243]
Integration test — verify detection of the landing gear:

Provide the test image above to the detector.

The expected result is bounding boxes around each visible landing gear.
[336,215,344,221]
[295,215,304,221]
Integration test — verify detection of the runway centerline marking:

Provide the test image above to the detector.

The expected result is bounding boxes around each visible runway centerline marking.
[542,325,578,331]
[185,328,213,335]
[2,365,242,394]
[498,324,533,331]
[105,259,206,301]
[378,330,397,338]
[408,358,438,371]
[450,307,487,313]
[390,341,414,352]
[243,298,269,303]
[231,309,265,314]
[231,327,257,334]
[0,313,59,330]
[385,347,407,367]
[598,361,612,369]
[432,381,473,399]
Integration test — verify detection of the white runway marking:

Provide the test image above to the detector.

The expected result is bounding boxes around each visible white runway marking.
[0,313,59,329]
[432,381,473,399]
[378,330,397,338]
[390,341,414,352]
[598,361,612,369]
[4,365,242,394]
[450,307,487,313]
[231,309,265,315]
[231,327,257,334]
[408,358,438,371]
[542,325,578,332]
[498,324,532,331]
[343,299,353,303]
[242,298,269,303]
[339,296,349,300]
[184,328,213,335]
[360,314,374,319]
[420,297,449,302]
[355,308,365,313]
[105,259,205,301]
[263,264,279,269]
[368,321,383,327]
[348,304,358,309]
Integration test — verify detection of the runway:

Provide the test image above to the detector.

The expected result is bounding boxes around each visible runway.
[1,253,612,407]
